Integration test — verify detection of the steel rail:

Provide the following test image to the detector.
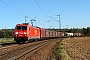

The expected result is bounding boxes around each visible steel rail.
[9,39,58,60]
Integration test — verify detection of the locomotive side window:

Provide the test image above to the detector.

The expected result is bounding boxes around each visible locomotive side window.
[16,26,27,30]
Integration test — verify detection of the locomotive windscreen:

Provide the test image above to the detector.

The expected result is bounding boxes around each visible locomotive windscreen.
[16,26,27,30]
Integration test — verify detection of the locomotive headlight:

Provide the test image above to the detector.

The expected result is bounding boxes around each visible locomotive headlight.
[15,32,18,34]
[24,32,27,34]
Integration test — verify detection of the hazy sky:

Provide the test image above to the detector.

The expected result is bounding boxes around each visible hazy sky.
[0,0,90,29]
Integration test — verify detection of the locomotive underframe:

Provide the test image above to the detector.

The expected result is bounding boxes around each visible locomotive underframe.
[14,37,28,43]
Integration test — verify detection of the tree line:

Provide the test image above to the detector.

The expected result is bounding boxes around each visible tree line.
[0,27,90,38]
[0,29,14,38]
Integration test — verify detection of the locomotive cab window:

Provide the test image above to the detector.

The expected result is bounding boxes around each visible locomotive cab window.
[16,26,27,30]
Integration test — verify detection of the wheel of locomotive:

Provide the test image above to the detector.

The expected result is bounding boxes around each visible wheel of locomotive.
[22,40,28,44]
[28,39,32,43]
[16,41,20,44]
[35,39,38,42]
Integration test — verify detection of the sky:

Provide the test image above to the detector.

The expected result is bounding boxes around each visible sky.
[0,0,90,29]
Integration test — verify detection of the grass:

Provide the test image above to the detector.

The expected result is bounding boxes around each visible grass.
[0,38,15,45]
[49,39,71,60]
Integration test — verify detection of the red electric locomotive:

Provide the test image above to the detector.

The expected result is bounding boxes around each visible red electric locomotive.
[14,23,40,43]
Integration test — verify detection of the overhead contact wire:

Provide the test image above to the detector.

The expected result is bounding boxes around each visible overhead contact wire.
[0,0,25,16]
[11,0,31,19]
[34,0,49,20]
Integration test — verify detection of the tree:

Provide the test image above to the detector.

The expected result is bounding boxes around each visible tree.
[0,29,14,38]
[86,27,90,36]
[0,30,6,38]
[82,27,87,36]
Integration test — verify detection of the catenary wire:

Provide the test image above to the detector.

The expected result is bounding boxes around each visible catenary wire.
[34,0,49,20]
[0,0,25,16]
[10,0,32,19]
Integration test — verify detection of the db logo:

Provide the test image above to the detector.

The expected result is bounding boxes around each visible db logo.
[35,30,37,36]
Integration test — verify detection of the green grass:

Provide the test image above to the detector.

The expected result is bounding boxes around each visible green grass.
[49,40,71,60]
[0,38,15,45]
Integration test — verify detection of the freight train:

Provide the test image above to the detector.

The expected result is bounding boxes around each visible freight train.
[14,23,64,43]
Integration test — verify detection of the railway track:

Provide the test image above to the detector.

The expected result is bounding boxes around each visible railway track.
[0,44,19,56]
[9,40,51,60]
[0,40,47,57]
[0,40,50,60]
[0,38,61,60]
[12,39,60,60]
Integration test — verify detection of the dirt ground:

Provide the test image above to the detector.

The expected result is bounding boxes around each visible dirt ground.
[64,37,90,60]
[27,39,60,60]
